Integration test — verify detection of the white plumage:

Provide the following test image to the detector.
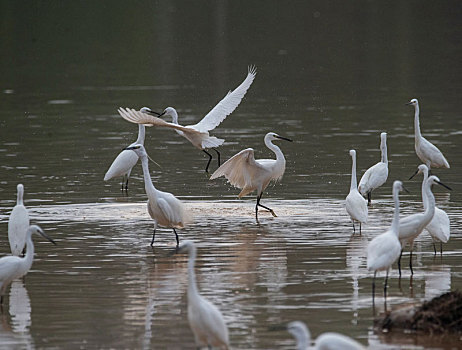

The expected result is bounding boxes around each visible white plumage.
[345,150,368,233]
[8,184,30,256]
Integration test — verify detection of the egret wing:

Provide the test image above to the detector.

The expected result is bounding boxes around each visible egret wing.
[192,66,256,132]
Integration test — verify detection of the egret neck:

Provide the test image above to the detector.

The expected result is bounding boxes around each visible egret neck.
[264,134,286,172]
[186,244,200,302]
[391,184,401,236]
[136,124,146,145]
[413,102,422,141]
[381,134,388,164]
[17,184,24,205]
[350,151,358,191]
[139,155,158,200]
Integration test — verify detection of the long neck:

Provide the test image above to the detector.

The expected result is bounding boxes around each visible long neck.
[170,109,179,125]
[421,170,429,209]
[135,124,145,144]
[391,188,401,235]
[17,186,24,205]
[381,140,388,164]
[23,233,35,272]
[187,246,200,301]
[350,153,357,191]
[296,333,309,350]
[422,181,436,221]
[414,104,422,139]
[265,138,286,166]
[140,156,157,198]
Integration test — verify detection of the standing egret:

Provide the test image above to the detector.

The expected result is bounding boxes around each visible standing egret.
[0,225,56,304]
[345,150,368,234]
[406,98,450,170]
[118,66,257,173]
[210,132,292,220]
[358,132,389,205]
[409,164,450,255]
[104,120,146,190]
[125,144,191,246]
[286,321,365,350]
[8,184,30,256]
[175,240,229,350]
[367,181,406,298]
[397,175,451,275]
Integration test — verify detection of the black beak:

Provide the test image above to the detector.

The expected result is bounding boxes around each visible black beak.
[268,324,288,332]
[409,169,419,180]
[143,108,162,116]
[124,146,136,151]
[402,185,411,194]
[39,229,57,245]
[275,135,293,142]
[405,101,413,105]
[436,180,452,191]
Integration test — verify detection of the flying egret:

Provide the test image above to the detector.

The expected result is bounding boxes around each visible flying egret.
[119,66,257,173]
[104,120,146,190]
[358,132,389,205]
[397,175,451,275]
[8,184,30,256]
[367,181,406,298]
[409,164,450,255]
[345,150,368,234]
[286,321,365,350]
[0,225,56,304]
[406,98,450,170]
[210,132,292,220]
[175,240,230,350]
[125,144,191,246]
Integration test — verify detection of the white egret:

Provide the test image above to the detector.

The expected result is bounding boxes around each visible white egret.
[210,132,292,220]
[8,184,30,256]
[104,121,146,190]
[345,150,368,234]
[119,66,257,173]
[407,98,450,170]
[175,240,230,350]
[367,181,406,298]
[409,164,450,255]
[0,225,56,304]
[286,321,365,350]
[125,144,191,246]
[358,132,389,205]
[397,175,451,275]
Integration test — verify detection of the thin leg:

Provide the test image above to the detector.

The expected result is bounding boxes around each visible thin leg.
[433,242,437,255]
[352,221,356,234]
[203,150,213,173]
[150,229,156,246]
[125,177,129,191]
[173,228,179,247]
[440,242,443,256]
[213,148,221,167]
[372,271,376,301]
[359,222,362,235]
[398,249,403,277]
[384,270,389,298]
[367,192,371,206]
[409,250,414,275]
[256,194,277,217]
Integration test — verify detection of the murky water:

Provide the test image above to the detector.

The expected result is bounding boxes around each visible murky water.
[1,2,462,349]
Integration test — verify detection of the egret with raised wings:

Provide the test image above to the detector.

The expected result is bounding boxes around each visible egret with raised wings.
[8,184,29,256]
[346,150,368,234]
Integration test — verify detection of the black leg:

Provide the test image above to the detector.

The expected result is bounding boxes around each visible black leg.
[433,242,437,255]
[125,177,129,191]
[384,270,389,298]
[352,221,356,234]
[372,271,376,300]
[203,150,213,173]
[213,148,221,167]
[367,192,371,206]
[440,242,443,256]
[398,249,403,277]
[150,229,156,246]
[409,250,414,275]
[359,222,362,235]
[173,228,179,247]
[256,193,277,217]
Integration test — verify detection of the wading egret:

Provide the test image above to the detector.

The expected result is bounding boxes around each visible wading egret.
[175,240,229,350]
[358,132,389,205]
[367,181,405,298]
[397,175,451,275]
[8,184,29,256]
[345,150,368,233]
[210,132,292,220]
[286,321,365,350]
[0,225,56,304]
[125,144,191,246]
[104,122,146,190]
[407,98,450,170]
[409,164,450,255]
[119,66,257,173]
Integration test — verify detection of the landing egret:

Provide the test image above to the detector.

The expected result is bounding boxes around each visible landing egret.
[125,144,191,246]
[119,66,257,173]
[410,164,450,255]
[358,132,389,205]
[175,240,230,350]
[0,225,56,304]
[104,121,146,190]
[286,321,365,350]
[210,132,292,220]
[8,184,29,256]
[345,150,368,233]
[397,175,451,275]
[367,181,405,298]
[407,98,450,170]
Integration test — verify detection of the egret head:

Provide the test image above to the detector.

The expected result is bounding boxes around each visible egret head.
[140,107,162,116]
[427,175,452,191]
[406,98,419,106]
[177,240,194,253]
[160,107,176,117]
[349,149,356,157]
[266,132,293,142]
[409,164,429,180]
[125,143,146,156]
[287,321,310,346]
[28,225,57,245]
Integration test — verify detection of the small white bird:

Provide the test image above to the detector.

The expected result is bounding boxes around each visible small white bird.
[210,132,292,220]
[104,122,146,190]
[119,66,257,173]
[409,164,450,255]
[358,132,389,205]
[286,321,365,350]
[176,240,229,350]
[407,98,450,170]
[398,175,451,275]
[367,181,406,298]
[0,225,56,304]
[346,150,368,234]
[8,184,30,256]
[125,144,191,246]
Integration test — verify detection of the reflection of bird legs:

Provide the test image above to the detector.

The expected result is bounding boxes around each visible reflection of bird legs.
[255,193,277,220]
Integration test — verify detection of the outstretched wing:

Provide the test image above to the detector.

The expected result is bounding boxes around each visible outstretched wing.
[118,108,201,135]
[192,66,257,133]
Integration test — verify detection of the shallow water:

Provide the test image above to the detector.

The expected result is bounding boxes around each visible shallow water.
[1,1,462,349]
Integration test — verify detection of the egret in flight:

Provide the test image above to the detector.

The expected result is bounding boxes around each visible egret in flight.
[345,150,368,234]
[119,66,257,173]
[0,225,56,304]
[407,98,450,170]
[409,164,450,255]
[358,132,389,205]
[8,184,29,256]
[210,132,292,220]
[125,144,191,246]
[175,240,229,350]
